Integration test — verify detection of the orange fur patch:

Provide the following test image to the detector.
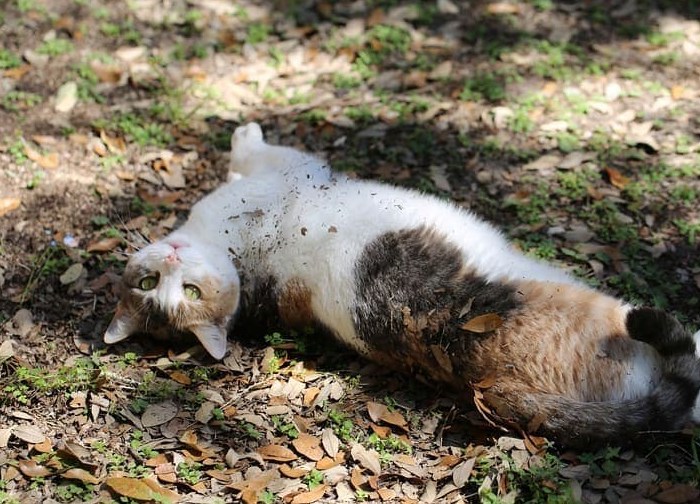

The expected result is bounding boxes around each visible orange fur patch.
[471,281,633,402]
[277,277,315,327]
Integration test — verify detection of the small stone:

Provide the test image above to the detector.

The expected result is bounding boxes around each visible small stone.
[55,81,78,113]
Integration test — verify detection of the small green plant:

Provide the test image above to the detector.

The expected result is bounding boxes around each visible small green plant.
[54,481,95,502]
[0,49,21,69]
[460,72,506,102]
[3,356,102,405]
[176,460,202,485]
[674,218,700,245]
[258,490,275,504]
[327,408,354,441]
[36,38,74,57]
[302,469,324,490]
[580,446,621,478]
[271,415,299,439]
[333,73,362,89]
[653,51,681,66]
[240,421,263,440]
[130,430,158,459]
[246,23,270,45]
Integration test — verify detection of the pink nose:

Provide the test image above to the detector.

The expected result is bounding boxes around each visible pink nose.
[168,240,187,250]
[165,251,180,264]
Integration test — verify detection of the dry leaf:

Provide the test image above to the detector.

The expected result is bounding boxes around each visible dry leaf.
[486,2,519,14]
[63,468,100,484]
[87,237,122,253]
[293,433,324,461]
[280,464,307,478]
[316,457,339,470]
[227,469,278,504]
[350,443,381,475]
[105,477,179,503]
[321,428,340,458]
[137,189,185,206]
[452,458,476,488]
[460,313,503,333]
[604,167,631,190]
[169,370,191,385]
[12,425,45,444]
[33,438,53,453]
[350,467,366,490]
[257,444,297,462]
[378,488,396,501]
[291,484,327,504]
[0,198,21,217]
[369,422,391,439]
[100,130,126,153]
[655,484,700,503]
[18,460,52,477]
[4,64,31,79]
[670,85,685,101]
[0,429,13,448]
[24,144,59,168]
[141,401,178,428]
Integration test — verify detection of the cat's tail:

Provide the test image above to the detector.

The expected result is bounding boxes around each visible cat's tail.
[496,308,700,447]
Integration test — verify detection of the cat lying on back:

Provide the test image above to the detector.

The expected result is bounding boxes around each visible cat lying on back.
[105,123,700,447]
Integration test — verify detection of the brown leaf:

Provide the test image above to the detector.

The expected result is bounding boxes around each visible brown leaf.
[13,425,45,444]
[124,215,148,230]
[0,197,21,217]
[452,458,476,488]
[24,144,59,168]
[141,401,178,428]
[257,444,297,462]
[18,460,52,477]
[604,167,631,190]
[369,422,391,439]
[378,488,396,501]
[655,484,700,504]
[351,443,381,475]
[33,438,53,453]
[280,464,307,478]
[474,375,498,389]
[4,64,31,79]
[100,130,126,153]
[169,370,192,385]
[292,433,324,461]
[137,189,185,206]
[321,428,339,458]
[429,344,453,374]
[91,60,123,83]
[86,237,123,253]
[291,484,327,504]
[350,467,366,490]
[460,313,503,333]
[670,85,685,101]
[106,477,179,503]
[366,7,384,26]
[63,468,100,484]
[146,454,169,467]
[227,469,278,504]
[486,2,519,14]
[315,457,339,470]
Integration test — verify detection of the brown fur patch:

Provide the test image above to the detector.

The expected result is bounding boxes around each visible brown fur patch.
[277,277,315,327]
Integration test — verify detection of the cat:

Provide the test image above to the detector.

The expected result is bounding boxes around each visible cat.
[105,122,700,447]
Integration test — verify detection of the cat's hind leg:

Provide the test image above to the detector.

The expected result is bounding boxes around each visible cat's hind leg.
[230,122,268,175]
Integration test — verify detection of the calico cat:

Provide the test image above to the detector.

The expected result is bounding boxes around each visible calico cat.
[105,123,700,447]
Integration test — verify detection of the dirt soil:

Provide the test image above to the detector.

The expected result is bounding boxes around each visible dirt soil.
[1,0,700,503]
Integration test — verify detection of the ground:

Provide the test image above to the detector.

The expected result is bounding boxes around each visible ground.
[1,0,700,503]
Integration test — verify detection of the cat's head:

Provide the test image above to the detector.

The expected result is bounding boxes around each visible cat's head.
[104,237,240,359]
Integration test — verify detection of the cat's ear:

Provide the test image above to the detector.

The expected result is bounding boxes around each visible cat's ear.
[104,303,143,344]
[190,322,228,360]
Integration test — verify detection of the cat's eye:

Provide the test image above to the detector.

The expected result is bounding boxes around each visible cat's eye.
[139,275,158,290]
[184,284,201,300]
